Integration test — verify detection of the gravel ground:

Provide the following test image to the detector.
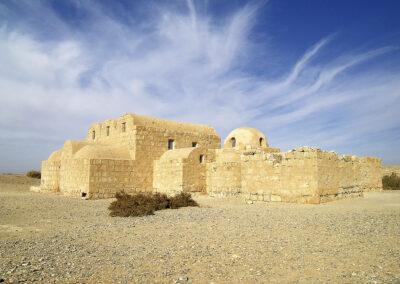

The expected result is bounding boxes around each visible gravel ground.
[0,174,399,284]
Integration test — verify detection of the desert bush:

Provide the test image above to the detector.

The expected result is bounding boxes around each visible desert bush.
[169,192,199,209]
[382,173,400,190]
[108,192,198,217]
[26,170,41,179]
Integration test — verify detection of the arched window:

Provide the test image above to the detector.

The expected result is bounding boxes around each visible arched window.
[121,122,126,132]
[259,137,264,146]
[92,130,95,140]
[230,137,236,148]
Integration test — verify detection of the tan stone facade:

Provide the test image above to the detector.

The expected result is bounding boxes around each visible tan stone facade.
[382,165,400,177]
[40,113,382,203]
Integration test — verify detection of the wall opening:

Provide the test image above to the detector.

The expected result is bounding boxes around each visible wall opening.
[259,137,264,146]
[81,192,87,198]
[230,137,236,148]
[106,126,110,136]
[121,122,126,132]
[199,154,205,163]
[168,139,175,150]
[192,142,198,147]
[92,130,95,140]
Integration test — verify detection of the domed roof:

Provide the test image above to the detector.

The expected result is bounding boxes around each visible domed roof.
[48,150,62,161]
[73,144,131,160]
[223,127,268,149]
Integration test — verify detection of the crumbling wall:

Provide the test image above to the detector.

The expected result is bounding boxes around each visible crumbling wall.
[279,148,319,203]
[240,151,282,202]
[206,149,242,197]
[358,157,382,192]
[382,165,400,177]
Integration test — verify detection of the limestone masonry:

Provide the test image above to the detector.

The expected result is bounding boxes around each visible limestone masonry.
[40,113,382,203]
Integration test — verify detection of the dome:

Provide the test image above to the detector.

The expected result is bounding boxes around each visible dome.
[48,150,62,161]
[73,144,131,160]
[223,127,268,149]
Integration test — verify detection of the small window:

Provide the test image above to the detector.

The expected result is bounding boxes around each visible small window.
[92,130,95,140]
[199,154,205,163]
[81,192,87,198]
[259,137,264,146]
[106,126,110,136]
[121,122,126,132]
[168,139,175,150]
[230,137,236,148]
[192,142,198,147]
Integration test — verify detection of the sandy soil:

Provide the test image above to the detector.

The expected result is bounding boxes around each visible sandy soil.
[0,174,399,283]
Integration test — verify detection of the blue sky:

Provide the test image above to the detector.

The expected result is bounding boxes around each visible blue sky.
[0,0,399,172]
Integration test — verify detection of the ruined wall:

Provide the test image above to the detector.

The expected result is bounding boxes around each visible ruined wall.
[206,149,242,197]
[240,151,282,202]
[206,147,381,204]
[382,165,400,177]
[278,148,320,203]
[358,157,382,192]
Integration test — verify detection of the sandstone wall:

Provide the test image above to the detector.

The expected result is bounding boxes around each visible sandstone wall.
[154,148,210,195]
[135,125,220,192]
[240,151,281,202]
[40,160,60,192]
[382,165,400,177]
[358,157,382,192]
[88,159,135,199]
[205,147,382,204]
[59,159,90,197]
[206,149,242,197]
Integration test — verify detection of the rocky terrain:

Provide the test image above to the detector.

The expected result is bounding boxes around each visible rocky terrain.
[0,174,399,283]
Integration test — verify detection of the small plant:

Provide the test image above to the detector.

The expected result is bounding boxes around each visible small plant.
[382,173,400,190]
[108,192,198,217]
[26,170,41,179]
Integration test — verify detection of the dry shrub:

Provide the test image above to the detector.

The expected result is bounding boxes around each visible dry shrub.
[169,192,199,209]
[26,170,41,179]
[382,173,400,190]
[108,192,198,217]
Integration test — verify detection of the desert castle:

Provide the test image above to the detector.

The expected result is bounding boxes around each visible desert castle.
[40,113,382,203]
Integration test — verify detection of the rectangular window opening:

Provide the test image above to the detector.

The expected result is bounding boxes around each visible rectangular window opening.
[106,126,110,136]
[92,130,95,140]
[168,139,175,150]
[192,142,198,147]
[121,122,126,132]
[199,154,205,163]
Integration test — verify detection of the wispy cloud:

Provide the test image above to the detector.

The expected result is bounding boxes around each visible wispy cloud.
[0,0,399,172]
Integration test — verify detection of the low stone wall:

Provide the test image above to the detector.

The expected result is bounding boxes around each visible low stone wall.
[382,165,400,177]
[206,149,242,196]
[206,147,382,204]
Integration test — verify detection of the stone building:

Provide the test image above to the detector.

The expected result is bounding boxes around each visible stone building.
[40,113,382,203]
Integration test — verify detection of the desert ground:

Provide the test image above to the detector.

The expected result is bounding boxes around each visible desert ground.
[0,174,399,284]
